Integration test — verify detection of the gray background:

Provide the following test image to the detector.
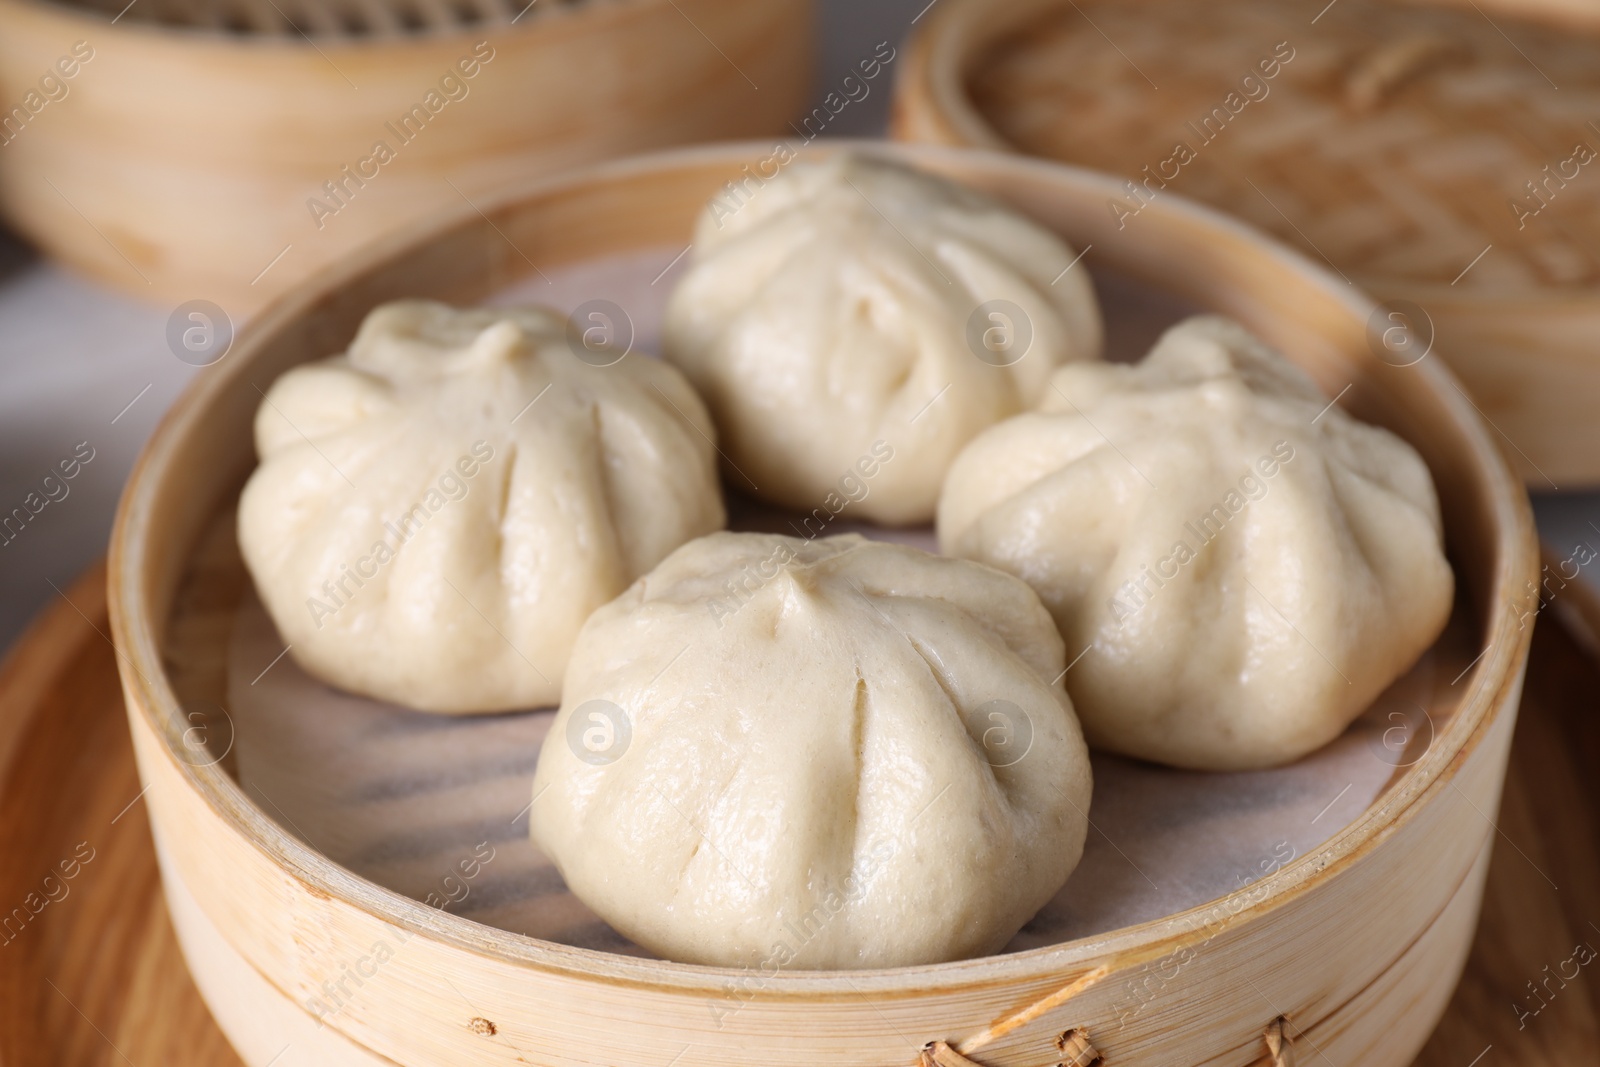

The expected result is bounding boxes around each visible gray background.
[0,0,1594,653]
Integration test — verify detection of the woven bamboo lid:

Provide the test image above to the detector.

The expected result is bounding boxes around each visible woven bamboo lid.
[893,0,1600,486]
[970,0,1600,295]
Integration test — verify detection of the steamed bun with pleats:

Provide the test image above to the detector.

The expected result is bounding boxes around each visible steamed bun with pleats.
[938,316,1454,771]
[237,300,726,714]
[529,532,1092,968]
[664,152,1103,525]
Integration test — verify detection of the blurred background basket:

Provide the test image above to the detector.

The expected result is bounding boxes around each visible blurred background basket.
[0,0,813,313]
[891,0,1600,489]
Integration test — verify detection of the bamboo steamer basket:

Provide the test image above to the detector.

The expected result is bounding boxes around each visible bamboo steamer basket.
[890,0,1600,490]
[0,0,811,313]
[108,142,1537,1067]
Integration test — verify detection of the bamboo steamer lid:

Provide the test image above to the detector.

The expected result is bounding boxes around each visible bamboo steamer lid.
[893,0,1600,487]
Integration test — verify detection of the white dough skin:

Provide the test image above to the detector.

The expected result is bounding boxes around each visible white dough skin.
[530,533,1092,969]
[938,316,1454,771]
[664,153,1103,526]
[237,300,725,714]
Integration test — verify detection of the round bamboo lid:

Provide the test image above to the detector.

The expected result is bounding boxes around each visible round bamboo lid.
[894,0,1600,486]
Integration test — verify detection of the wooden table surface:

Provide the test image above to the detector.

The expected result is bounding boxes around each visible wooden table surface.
[0,560,1595,1067]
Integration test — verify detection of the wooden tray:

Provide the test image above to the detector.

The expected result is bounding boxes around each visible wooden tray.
[0,557,1595,1065]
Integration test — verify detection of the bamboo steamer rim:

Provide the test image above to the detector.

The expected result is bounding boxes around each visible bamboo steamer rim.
[890,0,1032,153]
[889,0,1600,307]
[107,140,1537,998]
[0,0,658,50]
